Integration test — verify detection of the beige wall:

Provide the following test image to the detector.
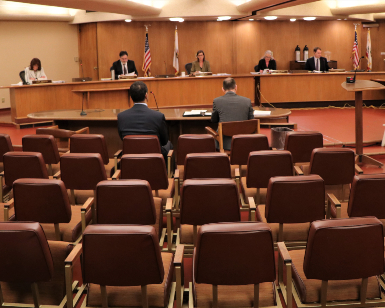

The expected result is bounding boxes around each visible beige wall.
[0,21,79,109]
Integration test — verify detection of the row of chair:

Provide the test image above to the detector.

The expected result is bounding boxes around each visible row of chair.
[0,217,384,308]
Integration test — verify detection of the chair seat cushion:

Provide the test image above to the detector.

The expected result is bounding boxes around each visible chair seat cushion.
[0,240,71,305]
[180,224,201,244]
[87,252,174,307]
[230,165,247,178]
[153,178,175,206]
[194,282,276,308]
[240,177,267,205]
[41,206,92,242]
[257,205,310,242]
[290,249,381,304]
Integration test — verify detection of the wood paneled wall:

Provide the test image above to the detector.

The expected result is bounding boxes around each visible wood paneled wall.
[79,20,385,79]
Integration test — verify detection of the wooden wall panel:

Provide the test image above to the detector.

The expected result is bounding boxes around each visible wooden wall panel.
[80,20,385,78]
[78,23,99,80]
[360,21,385,72]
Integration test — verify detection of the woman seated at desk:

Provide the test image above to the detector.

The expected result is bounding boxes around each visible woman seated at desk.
[190,50,211,75]
[258,50,276,72]
[24,58,47,84]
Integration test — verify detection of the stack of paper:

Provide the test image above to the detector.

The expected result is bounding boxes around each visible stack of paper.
[183,110,207,116]
[254,110,271,116]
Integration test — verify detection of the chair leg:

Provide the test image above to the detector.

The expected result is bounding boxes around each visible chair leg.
[320,280,328,307]
[70,189,76,205]
[278,223,283,242]
[54,223,61,241]
[65,264,74,308]
[255,188,260,206]
[0,283,4,305]
[100,285,108,308]
[48,164,53,176]
[286,262,293,308]
[254,284,259,308]
[31,282,40,308]
[360,278,368,304]
[193,225,198,246]
[141,285,149,308]
[212,285,218,308]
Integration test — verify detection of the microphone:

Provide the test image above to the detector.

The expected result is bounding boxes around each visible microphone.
[80,60,85,82]
[353,56,365,83]
[150,91,159,111]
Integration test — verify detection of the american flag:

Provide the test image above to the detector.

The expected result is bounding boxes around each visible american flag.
[142,32,151,77]
[352,29,359,69]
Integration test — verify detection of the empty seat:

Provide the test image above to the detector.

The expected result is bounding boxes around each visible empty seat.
[284,131,323,166]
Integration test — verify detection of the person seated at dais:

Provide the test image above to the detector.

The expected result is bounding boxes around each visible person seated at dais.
[190,50,211,75]
[258,50,276,72]
[24,58,47,84]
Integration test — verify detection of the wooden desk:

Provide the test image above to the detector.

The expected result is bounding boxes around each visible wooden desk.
[28,107,290,157]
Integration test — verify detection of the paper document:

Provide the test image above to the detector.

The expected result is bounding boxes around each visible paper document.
[254,110,271,116]
[52,80,65,84]
[205,112,212,116]
[250,72,260,75]
[183,110,207,116]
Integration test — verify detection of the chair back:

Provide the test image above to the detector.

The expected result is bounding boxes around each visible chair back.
[304,217,384,280]
[184,153,231,180]
[348,174,385,219]
[0,222,54,283]
[123,135,161,155]
[0,134,13,162]
[194,222,275,285]
[3,152,48,187]
[246,150,293,189]
[22,135,60,164]
[230,134,269,166]
[19,71,27,85]
[265,175,325,223]
[180,179,240,225]
[309,148,355,185]
[70,134,109,165]
[185,63,192,74]
[96,180,156,225]
[219,119,260,137]
[177,134,216,165]
[120,154,168,190]
[13,179,71,224]
[284,131,323,164]
[254,65,259,72]
[60,153,107,190]
[82,225,164,286]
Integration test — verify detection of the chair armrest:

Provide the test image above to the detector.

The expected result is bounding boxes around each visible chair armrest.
[174,245,185,266]
[355,164,363,174]
[3,198,14,210]
[248,197,256,211]
[326,193,341,219]
[166,198,173,212]
[294,166,304,176]
[277,242,292,264]
[167,149,174,158]
[114,150,123,158]
[205,126,218,137]
[248,197,256,221]
[81,197,94,212]
[174,169,180,179]
[234,168,240,179]
[65,244,82,265]
[112,170,121,180]
[53,171,61,179]
[76,127,89,134]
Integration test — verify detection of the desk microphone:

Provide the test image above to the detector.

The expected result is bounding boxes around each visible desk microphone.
[150,91,159,111]
[353,56,365,83]
[80,60,85,82]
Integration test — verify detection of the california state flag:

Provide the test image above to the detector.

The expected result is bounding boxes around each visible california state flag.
[173,28,179,75]
[366,29,372,71]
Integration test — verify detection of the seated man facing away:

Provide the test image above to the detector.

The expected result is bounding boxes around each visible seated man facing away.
[117,81,173,160]
[211,77,254,150]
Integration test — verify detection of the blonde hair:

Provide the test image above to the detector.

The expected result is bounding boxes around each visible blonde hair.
[261,50,274,60]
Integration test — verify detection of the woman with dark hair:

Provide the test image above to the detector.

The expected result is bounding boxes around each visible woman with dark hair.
[24,58,47,84]
[190,50,211,75]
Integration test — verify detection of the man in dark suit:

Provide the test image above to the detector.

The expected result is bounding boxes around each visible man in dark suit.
[305,47,330,72]
[117,81,172,160]
[111,51,138,80]
[211,77,254,150]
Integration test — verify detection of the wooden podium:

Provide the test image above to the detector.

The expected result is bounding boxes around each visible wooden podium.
[341,80,385,167]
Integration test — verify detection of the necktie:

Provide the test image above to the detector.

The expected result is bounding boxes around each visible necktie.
[316,58,319,71]
[123,64,127,75]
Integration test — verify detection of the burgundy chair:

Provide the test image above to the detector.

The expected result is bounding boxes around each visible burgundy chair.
[306,148,358,201]
[22,134,61,176]
[230,134,270,177]
[57,153,107,222]
[284,131,323,165]
[115,153,175,209]
[278,217,385,308]
[0,134,13,173]
[70,134,115,177]
[96,180,165,243]
[175,134,216,180]
[258,175,325,248]
[328,174,385,224]
[11,178,93,242]
[174,179,255,254]
[0,221,78,307]
[237,150,293,207]
[0,152,48,202]
[65,225,184,308]
[192,222,284,308]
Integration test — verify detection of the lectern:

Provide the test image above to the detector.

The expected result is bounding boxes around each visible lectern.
[341,80,385,167]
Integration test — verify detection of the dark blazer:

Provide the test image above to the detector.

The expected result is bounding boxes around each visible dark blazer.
[305,56,330,71]
[117,104,169,146]
[111,60,138,80]
[258,59,276,71]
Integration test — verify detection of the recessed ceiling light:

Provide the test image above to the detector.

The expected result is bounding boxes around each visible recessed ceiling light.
[169,17,184,22]
[264,16,277,20]
[125,19,131,22]
[290,18,296,22]
[218,16,231,20]
[249,18,254,21]
[303,17,316,21]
